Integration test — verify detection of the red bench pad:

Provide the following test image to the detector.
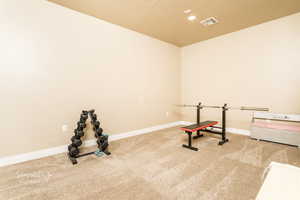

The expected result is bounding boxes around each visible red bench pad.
[181,121,218,132]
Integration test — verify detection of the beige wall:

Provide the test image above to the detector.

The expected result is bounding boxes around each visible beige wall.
[0,0,181,157]
[181,13,300,129]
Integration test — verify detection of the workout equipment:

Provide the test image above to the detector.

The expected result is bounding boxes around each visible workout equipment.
[71,136,82,147]
[82,110,89,115]
[77,122,86,129]
[90,112,97,122]
[179,102,269,151]
[93,121,101,131]
[94,121,100,127]
[80,112,88,120]
[68,144,75,151]
[182,121,219,151]
[180,104,269,111]
[80,113,88,120]
[74,129,84,137]
[94,127,103,137]
[94,149,105,157]
[69,146,79,157]
[67,110,111,165]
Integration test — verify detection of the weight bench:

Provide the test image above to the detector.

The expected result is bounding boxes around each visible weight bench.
[181,121,218,151]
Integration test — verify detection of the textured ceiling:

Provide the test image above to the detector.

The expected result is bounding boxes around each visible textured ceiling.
[48,0,300,47]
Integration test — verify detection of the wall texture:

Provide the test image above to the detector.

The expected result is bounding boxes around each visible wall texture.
[0,0,181,157]
[181,13,300,129]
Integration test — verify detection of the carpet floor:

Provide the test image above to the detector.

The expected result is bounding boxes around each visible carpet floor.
[1,127,300,200]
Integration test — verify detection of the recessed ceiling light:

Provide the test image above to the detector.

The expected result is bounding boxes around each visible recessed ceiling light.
[184,9,192,14]
[200,17,218,26]
[187,15,197,21]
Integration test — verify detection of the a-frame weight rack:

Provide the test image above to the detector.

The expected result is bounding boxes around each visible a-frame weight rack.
[67,110,110,164]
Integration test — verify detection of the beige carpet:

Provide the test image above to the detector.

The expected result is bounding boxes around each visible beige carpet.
[1,127,300,200]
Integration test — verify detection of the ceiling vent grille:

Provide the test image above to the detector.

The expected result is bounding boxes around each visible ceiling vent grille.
[200,17,218,26]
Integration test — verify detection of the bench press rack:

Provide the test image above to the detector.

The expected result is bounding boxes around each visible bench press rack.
[179,103,269,151]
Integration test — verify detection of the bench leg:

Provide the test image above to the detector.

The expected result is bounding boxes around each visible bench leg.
[218,131,229,145]
[182,131,198,151]
[218,139,229,145]
[218,127,229,145]
[193,130,204,139]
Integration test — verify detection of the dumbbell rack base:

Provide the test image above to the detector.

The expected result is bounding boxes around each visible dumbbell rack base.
[68,150,111,165]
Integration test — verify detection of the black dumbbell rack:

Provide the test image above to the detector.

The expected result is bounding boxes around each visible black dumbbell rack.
[67,109,111,165]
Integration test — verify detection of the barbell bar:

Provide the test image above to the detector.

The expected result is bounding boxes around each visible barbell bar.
[176,104,269,112]
[232,106,269,111]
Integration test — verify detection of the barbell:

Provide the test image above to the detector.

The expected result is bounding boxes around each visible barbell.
[177,104,269,112]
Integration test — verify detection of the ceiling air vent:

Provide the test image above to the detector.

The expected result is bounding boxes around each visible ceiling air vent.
[200,17,218,26]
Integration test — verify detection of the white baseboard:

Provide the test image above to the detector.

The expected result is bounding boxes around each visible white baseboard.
[180,121,250,136]
[0,145,68,168]
[0,121,182,167]
[180,121,194,126]
[226,128,250,136]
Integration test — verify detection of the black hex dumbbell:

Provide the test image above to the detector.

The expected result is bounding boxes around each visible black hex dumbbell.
[92,121,100,129]
[79,118,87,124]
[77,122,86,130]
[68,144,75,151]
[97,140,108,152]
[90,114,97,122]
[94,127,103,138]
[68,146,79,157]
[89,109,95,115]
[71,136,82,147]
[80,114,88,122]
[82,110,89,115]
[97,135,108,144]
[74,129,84,137]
